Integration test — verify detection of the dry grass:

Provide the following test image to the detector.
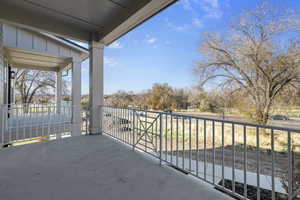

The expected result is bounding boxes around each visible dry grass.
[156,118,300,153]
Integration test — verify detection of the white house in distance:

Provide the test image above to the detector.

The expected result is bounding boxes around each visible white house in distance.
[0,23,88,144]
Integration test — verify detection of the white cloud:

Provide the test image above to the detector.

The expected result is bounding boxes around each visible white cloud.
[168,0,223,33]
[175,24,191,31]
[192,17,203,28]
[182,0,192,10]
[202,5,223,19]
[104,56,118,67]
[203,0,219,8]
[166,18,191,31]
[147,38,157,44]
[165,41,172,45]
[108,41,123,49]
[181,0,223,19]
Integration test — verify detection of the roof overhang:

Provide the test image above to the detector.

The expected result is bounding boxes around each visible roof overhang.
[0,0,177,44]
[4,47,71,72]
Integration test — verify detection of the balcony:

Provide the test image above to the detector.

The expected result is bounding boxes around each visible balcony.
[1,105,300,200]
[0,130,232,200]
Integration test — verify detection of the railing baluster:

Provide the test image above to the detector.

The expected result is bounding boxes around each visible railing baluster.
[221,122,225,187]
[155,112,158,153]
[232,123,235,193]
[204,119,207,181]
[189,118,192,172]
[171,115,173,164]
[114,108,116,137]
[165,114,167,162]
[124,108,126,143]
[182,117,185,170]
[127,108,129,144]
[119,108,121,141]
[1,106,4,146]
[123,108,125,142]
[131,110,135,150]
[16,105,19,140]
[159,113,163,166]
[212,121,215,185]
[288,131,292,200]
[176,117,179,167]
[196,119,199,177]
[9,107,12,142]
[271,129,275,200]
[256,127,260,200]
[243,125,247,199]
[115,108,117,138]
[145,110,148,152]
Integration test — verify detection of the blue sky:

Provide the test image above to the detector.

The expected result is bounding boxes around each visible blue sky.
[78,0,300,95]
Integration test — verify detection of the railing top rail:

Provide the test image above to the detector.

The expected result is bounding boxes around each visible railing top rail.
[2,104,74,107]
[102,105,300,133]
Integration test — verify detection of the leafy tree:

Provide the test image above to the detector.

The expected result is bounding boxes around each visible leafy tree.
[147,83,175,110]
[195,2,300,124]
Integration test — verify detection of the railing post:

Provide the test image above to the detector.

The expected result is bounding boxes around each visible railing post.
[0,105,8,145]
[132,109,135,151]
[159,113,163,166]
[85,108,89,135]
[99,105,103,134]
[0,105,4,146]
[288,131,293,200]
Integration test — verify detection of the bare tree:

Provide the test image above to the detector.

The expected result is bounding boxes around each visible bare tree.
[14,69,68,108]
[195,2,300,124]
[104,90,134,107]
[173,88,189,110]
[188,85,206,109]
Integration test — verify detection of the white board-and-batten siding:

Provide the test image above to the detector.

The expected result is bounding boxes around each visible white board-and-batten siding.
[2,24,81,60]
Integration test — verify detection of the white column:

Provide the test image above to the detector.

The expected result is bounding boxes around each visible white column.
[55,71,62,113]
[0,24,7,145]
[71,59,82,136]
[89,40,104,135]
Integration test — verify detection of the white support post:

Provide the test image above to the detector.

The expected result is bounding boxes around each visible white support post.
[71,59,82,137]
[55,71,62,113]
[55,71,62,139]
[89,40,104,135]
[0,23,6,146]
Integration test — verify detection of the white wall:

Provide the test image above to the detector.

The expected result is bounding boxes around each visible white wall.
[3,24,82,59]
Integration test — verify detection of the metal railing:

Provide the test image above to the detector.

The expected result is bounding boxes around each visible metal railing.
[0,104,73,146]
[102,105,300,200]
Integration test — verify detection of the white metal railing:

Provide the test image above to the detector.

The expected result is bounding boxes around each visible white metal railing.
[101,105,300,200]
[0,104,73,145]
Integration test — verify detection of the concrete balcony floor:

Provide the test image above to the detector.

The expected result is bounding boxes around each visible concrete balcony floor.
[0,135,233,200]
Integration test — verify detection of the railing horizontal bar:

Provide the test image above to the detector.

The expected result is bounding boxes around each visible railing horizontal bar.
[102,105,300,133]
